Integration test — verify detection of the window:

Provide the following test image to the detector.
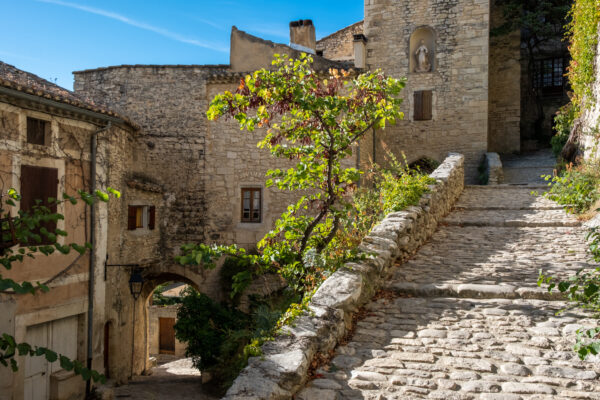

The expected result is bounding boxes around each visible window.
[533,57,565,95]
[241,188,261,223]
[26,117,50,146]
[127,205,156,230]
[414,90,432,121]
[20,165,58,245]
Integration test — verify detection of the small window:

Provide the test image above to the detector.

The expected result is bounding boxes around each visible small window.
[128,205,155,230]
[20,165,58,245]
[414,90,432,121]
[241,188,261,223]
[533,57,565,95]
[27,117,50,146]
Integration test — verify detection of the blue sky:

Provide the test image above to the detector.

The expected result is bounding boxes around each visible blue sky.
[1,0,363,90]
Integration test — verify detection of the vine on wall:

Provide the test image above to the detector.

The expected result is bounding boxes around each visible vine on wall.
[567,0,600,112]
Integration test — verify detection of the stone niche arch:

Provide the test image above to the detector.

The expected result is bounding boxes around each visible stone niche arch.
[409,26,436,73]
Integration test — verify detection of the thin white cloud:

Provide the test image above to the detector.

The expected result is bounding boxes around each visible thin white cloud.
[36,0,228,53]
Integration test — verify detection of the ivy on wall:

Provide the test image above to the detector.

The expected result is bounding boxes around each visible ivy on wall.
[567,0,600,112]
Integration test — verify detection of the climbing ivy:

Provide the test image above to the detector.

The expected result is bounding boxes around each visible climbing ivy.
[566,0,600,112]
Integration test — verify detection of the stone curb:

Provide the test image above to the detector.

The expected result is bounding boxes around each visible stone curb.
[222,153,465,400]
[387,281,566,301]
[444,220,581,228]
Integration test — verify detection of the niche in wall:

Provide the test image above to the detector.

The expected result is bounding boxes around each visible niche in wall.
[409,27,436,73]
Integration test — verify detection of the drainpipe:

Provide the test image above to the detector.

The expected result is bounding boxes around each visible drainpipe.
[86,122,112,396]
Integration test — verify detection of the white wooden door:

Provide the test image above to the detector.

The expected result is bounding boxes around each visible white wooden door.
[23,315,79,400]
[24,323,49,400]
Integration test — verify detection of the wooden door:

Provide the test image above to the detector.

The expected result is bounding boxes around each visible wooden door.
[24,323,49,400]
[159,318,175,354]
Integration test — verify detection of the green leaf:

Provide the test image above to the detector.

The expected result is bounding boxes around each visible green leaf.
[44,349,58,363]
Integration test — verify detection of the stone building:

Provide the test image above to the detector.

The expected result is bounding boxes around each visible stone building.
[0,62,135,399]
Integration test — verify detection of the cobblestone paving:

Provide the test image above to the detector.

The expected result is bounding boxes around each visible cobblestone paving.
[298,186,600,400]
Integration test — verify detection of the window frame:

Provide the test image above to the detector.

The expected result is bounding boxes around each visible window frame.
[20,165,59,245]
[533,57,566,95]
[413,90,433,121]
[240,188,262,223]
[127,205,156,231]
[26,117,50,146]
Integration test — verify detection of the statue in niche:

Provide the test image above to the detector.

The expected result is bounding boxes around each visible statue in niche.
[414,40,431,73]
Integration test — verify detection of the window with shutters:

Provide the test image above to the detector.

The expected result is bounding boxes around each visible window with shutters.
[20,165,58,245]
[241,188,261,223]
[127,205,155,231]
[26,117,50,146]
[413,90,433,121]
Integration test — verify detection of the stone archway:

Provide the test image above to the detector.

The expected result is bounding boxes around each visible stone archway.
[104,260,225,383]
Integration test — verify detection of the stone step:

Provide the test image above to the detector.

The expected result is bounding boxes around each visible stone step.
[386,281,565,301]
[444,209,580,227]
[458,186,561,210]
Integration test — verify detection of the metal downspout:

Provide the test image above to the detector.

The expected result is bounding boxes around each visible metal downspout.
[86,122,112,396]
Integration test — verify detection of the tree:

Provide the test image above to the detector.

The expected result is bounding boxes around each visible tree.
[0,187,118,383]
[178,54,405,293]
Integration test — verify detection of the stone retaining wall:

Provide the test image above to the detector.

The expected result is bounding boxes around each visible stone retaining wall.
[223,153,465,400]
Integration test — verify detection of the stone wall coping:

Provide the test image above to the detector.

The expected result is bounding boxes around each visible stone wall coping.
[223,153,465,400]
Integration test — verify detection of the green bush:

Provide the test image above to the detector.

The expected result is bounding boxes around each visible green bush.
[543,163,600,214]
[551,103,578,157]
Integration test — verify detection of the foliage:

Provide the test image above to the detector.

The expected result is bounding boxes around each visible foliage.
[174,287,298,391]
[566,0,600,111]
[339,152,435,254]
[175,55,440,389]
[0,187,120,383]
[151,282,183,306]
[539,227,600,359]
[201,53,404,294]
[542,162,600,213]
[552,102,579,156]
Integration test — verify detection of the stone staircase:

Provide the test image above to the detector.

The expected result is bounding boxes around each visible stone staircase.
[296,184,600,399]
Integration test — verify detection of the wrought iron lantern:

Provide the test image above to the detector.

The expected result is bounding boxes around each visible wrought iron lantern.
[128,269,144,300]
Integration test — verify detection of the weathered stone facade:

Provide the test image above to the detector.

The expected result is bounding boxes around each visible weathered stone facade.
[488,0,521,153]
[316,21,364,62]
[0,61,134,400]
[364,0,489,183]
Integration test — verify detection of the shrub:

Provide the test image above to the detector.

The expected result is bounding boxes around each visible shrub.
[543,163,600,214]
[551,102,578,157]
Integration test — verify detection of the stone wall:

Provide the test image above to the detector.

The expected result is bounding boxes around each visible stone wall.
[224,153,465,399]
[582,23,600,160]
[363,0,488,183]
[316,21,364,62]
[488,0,521,154]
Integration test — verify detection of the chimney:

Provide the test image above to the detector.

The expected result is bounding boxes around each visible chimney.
[353,34,367,69]
[289,19,316,54]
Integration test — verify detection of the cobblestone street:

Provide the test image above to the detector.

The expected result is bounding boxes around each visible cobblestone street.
[297,184,600,400]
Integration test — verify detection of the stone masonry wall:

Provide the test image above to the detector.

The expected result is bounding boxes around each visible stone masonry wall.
[224,153,465,399]
[582,23,600,160]
[488,0,521,153]
[363,0,488,183]
[316,21,364,62]
[74,65,228,259]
